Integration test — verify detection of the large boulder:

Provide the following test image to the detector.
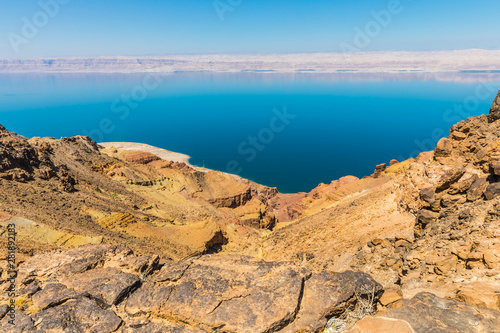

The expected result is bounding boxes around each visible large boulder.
[382,292,500,333]
[434,138,453,158]
[126,255,309,332]
[61,267,140,306]
[31,297,122,333]
[281,271,383,332]
[6,244,386,332]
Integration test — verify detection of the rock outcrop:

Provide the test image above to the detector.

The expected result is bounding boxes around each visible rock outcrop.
[2,244,383,332]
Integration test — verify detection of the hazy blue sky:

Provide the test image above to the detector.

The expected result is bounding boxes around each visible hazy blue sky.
[1,0,499,57]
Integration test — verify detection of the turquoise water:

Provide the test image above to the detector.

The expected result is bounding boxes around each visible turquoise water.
[1,72,499,193]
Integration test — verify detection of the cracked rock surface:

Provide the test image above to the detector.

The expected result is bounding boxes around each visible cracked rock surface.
[2,244,383,332]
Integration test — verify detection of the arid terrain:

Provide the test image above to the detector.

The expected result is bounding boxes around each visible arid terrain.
[1,91,500,332]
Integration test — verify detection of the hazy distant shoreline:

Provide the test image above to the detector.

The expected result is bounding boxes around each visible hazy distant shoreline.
[1,49,500,74]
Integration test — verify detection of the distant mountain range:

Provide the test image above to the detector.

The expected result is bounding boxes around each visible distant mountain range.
[1,49,500,73]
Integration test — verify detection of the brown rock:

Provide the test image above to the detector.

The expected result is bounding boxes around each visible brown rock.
[415,151,434,163]
[379,287,403,306]
[484,250,500,269]
[491,160,500,176]
[451,245,470,261]
[389,159,399,166]
[451,131,467,141]
[282,271,383,332]
[434,256,458,275]
[0,309,35,332]
[32,283,81,310]
[488,89,500,121]
[126,322,206,332]
[125,151,161,164]
[395,239,411,248]
[19,280,41,296]
[448,174,478,194]
[384,292,500,332]
[435,137,452,157]
[126,255,309,332]
[441,194,466,207]
[417,209,439,225]
[18,244,158,284]
[31,297,122,333]
[436,168,466,192]
[62,267,140,306]
[456,282,500,311]
[345,316,414,333]
[373,163,387,178]
[419,188,435,205]
[485,183,500,200]
[18,244,119,283]
[467,177,488,201]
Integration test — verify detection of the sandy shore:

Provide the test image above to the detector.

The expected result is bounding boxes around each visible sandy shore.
[99,142,247,180]
[99,142,208,172]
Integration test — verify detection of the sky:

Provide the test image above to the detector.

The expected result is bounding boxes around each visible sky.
[0,0,499,58]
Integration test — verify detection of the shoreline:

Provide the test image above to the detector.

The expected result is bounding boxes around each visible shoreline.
[99,142,227,175]
[98,142,249,183]
[99,142,200,170]
[2,50,500,74]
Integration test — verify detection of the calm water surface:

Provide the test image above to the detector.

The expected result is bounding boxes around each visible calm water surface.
[1,72,499,193]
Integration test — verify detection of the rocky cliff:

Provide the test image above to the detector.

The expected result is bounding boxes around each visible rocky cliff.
[2,91,500,332]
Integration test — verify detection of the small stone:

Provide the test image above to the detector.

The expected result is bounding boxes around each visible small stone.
[386,259,397,266]
[434,256,458,275]
[436,169,466,192]
[485,183,500,200]
[418,209,439,225]
[395,240,410,248]
[490,160,500,176]
[419,188,436,204]
[379,287,403,306]
[441,194,466,207]
[484,250,500,269]
[451,131,467,141]
[467,178,488,201]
